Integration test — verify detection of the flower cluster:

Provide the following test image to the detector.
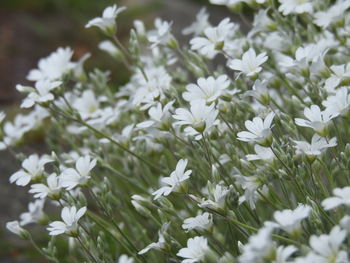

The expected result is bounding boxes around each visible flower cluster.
[5,1,350,262]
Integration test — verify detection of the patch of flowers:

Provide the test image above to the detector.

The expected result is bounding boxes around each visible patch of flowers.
[4,0,350,262]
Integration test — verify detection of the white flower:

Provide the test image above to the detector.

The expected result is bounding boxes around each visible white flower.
[237,112,275,146]
[60,156,97,190]
[98,40,120,58]
[6,221,28,238]
[118,255,134,263]
[20,199,45,226]
[273,204,311,233]
[313,1,350,29]
[173,100,219,140]
[295,105,338,136]
[228,48,268,77]
[246,145,275,162]
[238,225,274,263]
[18,80,61,108]
[136,101,174,130]
[182,8,210,36]
[47,206,87,236]
[148,18,173,47]
[27,47,75,81]
[138,223,169,254]
[293,134,337,159]
[183,75,230,103]
[308,226,348,263]
[182,212,213,232]
[322,187,350,210]
[278,0,313,16]
[29,173,62,199]
[322,87,350,117]
[324,64,350,93]
[10,154,53,186]
[209,0,251,8]
[131,66,172,110]
[274,245,298,263]
[177,236,210,263]
[190,18,235,59]
[234,174,265,209]
[152,159,192,199]
[85,4,126,34]
[73,90,100,120]
[244,79,270,105]
[340,215,350,233]
[199,184,232,210]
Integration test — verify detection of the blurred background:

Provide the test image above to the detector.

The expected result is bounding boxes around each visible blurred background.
[0,0,231,262]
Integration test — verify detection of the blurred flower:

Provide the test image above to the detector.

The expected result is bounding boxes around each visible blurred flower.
[182,212,213,232]
[322,187,350,210]
[85,4,126,35]
[20,199,46,226]
[27,47,75,81]
[182,8,210,36]
[18,80,61,108]
[278,0,313,15]
[177,236,210,263]
[190,18,235,59]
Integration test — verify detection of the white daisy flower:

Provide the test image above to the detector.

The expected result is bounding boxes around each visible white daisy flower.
[190,18,236,59]
[60,156,97,190]
[10,154,53,186]
[322,87,350,117]
[273,204,311,234]
[228,48,268,77]
[148,18,173,47]
[278,0,313,16]
[136,101,174,130]
[73,90,100,120]
[20,199,46,226]
[18,80,61,108]
[313,1,350,29]
[322,187,350,210]
[308,226,348,263]
[138,223,169,255]
[47,206,86,236]
[183,75,230,103]
[324,63,350,93]
[246,145,275,162]
[85,4,126,34]
[182,8,210,36]
[27,47,75,82]
[274,245,298,263]
[182,212,213,232]
[237,112,275,146]
[293,134,337,162]
[295,105,338,136]
[238,225,274,263]
[152,159,192,200]
[177,236,210,263]
[173,100,219,139]
[29,173,62,200]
